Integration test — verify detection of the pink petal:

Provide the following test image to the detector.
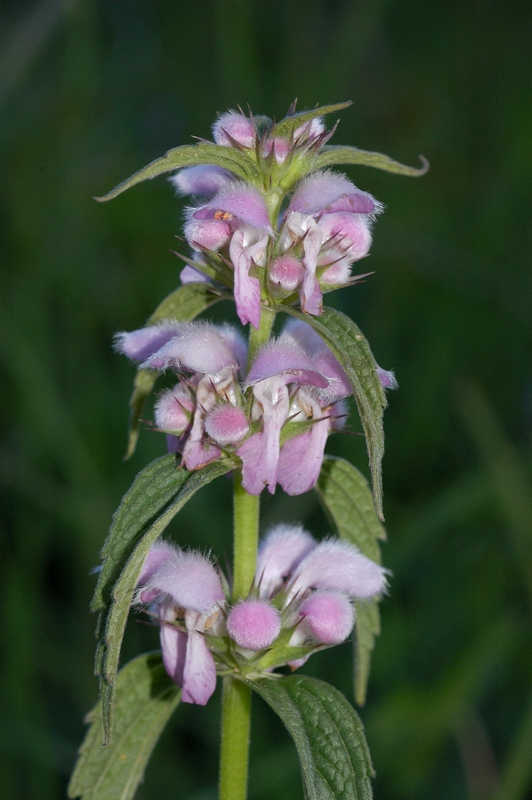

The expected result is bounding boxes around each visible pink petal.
[277,417,329,496]
[269,256,304,292]
[212,112,256,148]
[226,599,281,650]
[256,524,317,597]
[237,378,290,494]
[377,367,398,390]
[180,264,212,285]
[318,212,373,262]
[229,229,262,329]
[214,323,248,374]
[300,223,324,315]
[204,404,249,446]
[245,339,328,389]
[145,550,225,613]
[138,540,179,590]
[140,322,238,374]
[184,215,233,251]
[288,540,388,601]
[170,165,234,197]
[154,385,195,434]
[181,623,217,705]
[159,601,187,686]
[115,322,181,363]
[192,184,271,231]
[288,171,360,214]
[297,590,355,644]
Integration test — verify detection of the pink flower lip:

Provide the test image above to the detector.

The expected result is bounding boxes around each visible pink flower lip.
[190,185,272,232]
[245,339,329,389]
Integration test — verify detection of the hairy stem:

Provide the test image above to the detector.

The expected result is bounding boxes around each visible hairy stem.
[219,471,260,800]
[246,306,275,371]
[219,677,252,800]
[232,469,260,599]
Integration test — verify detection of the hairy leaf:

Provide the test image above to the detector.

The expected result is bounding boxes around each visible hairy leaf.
[315,456,386,705]
[252,674,374,800]
[95,142,261,202]
[273,101,352,138]
[316,145,429,176]
[68,653,180,800]
[284,306,387,519]
[124,282,224,459]
[93,455,232,742]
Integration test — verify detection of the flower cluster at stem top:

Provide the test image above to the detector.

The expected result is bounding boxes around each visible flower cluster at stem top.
[136,524,388,705]
[171,110,383,328]
[116,318,396,496]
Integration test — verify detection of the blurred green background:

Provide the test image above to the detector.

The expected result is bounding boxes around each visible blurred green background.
[1,1,531,798]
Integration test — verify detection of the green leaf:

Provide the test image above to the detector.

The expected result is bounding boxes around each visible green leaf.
[93,455,232,742]
[272,101,352,139]
[68,653,180,800]
[315,456,386,705]
[124,282,224,459]
[251,674,374,800]
[316,456,386,561]
[283,306,387,519]
[353,600,380,707]
[147,282,224,326]
[315,145,429,176]
[95,142,261,202]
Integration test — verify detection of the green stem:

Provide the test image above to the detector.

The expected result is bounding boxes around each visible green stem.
[219,677,252,800]
[246,306,275,371]
[219,472,260,800]
[218,294,275,800]
[232,469,260,600]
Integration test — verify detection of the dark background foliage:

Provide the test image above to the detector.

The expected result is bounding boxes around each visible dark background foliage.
[1,1,530,798]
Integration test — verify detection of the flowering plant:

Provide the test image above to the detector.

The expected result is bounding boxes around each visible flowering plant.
[68,101,426,800]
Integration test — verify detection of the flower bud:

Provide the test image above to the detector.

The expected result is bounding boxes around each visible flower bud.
[204,403,249,446]
[212,112,256,148]
[227,598,281,650]
[297,590,355,644]
[155,386,194,434]
[269,256,305,292]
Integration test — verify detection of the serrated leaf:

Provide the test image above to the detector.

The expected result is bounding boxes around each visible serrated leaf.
[316,456,386,562]
[93,455,232,742]
[124,282,224,459]
[315,456,386,705]
[353,601,380,707]
[251,674,374,800]
[68,653,180,800]
[147,282,224,326]
[95,142,261,202]
[315,145,429,176]
[272,102,352,138]
[284,306,387,519]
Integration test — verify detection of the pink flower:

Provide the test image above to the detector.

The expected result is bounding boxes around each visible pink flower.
[117,320,247,470]
[237,334,329,495]
[279,171,382,314]
[137,541,225,705]
[185,185,272,328]
[253,524,388,670]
